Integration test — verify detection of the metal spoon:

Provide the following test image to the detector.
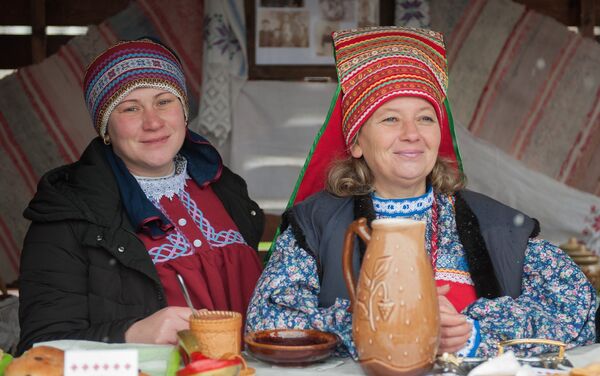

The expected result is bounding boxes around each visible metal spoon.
[176,273,200,319]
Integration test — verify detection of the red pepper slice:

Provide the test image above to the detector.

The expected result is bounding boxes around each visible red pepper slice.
[176,357,241,376]
[190,352,210,362]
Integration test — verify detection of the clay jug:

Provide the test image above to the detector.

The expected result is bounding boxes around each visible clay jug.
[343,217,440,376]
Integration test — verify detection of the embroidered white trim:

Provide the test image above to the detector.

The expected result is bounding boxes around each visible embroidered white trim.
[135,155,189,202]
[372,187,434,216]
[435,271,474,286]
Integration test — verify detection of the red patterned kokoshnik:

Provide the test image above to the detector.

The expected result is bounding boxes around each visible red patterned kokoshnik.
[83,39,189,138]
[333,27,449,148]
[286,26,461,208]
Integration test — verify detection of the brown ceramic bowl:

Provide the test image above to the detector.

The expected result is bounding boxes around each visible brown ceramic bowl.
[244,329,339,366]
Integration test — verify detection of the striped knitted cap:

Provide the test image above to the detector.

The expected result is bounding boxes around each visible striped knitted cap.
[83,39,189,138]
[333,27,448,146]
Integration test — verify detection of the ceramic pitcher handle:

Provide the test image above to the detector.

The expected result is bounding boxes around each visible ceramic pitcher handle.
[342,217,371,313]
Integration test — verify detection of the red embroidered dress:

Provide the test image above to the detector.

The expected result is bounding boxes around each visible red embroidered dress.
[370,187,477,312]
[135,157,262,317]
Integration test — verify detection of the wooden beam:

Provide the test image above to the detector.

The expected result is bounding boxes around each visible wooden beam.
[380,0,395,27]
[45,0,130,26]
[30,0,46,63]
[579,0,596,38]
[0,1,29,25]
[0,35,32,68]
[0,35,71,68]
[512,0,580,25]
[0,0,129,26]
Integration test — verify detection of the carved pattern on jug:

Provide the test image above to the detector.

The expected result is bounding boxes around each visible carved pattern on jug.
[356,255,395,332]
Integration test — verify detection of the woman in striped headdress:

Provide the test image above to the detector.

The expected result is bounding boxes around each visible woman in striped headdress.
[246,26,597,358]
[17,39,264,354]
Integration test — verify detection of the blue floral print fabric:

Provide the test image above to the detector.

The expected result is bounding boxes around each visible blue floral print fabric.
[246,191,597,358]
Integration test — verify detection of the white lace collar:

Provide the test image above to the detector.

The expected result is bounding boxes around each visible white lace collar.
[371,186,434,217]
[134,155,189,202]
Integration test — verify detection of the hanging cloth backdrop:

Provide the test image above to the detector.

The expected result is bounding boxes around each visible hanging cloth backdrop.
[427,0,600,253]
[0,0,204,284]
[193,0,247,144]
[3,0,600,282]
[430,0,600,197]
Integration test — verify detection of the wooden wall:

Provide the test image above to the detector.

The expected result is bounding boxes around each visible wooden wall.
[514,0,599,38]
[0,0,598,69]
[0,0,130,68]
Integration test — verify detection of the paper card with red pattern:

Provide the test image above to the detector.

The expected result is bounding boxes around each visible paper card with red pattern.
[64,349,138,376]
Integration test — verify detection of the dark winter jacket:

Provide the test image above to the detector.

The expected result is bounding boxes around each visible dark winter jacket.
[17,138,264,354]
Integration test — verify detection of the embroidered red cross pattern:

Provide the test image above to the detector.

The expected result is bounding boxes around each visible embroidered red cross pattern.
[69,361,132,373]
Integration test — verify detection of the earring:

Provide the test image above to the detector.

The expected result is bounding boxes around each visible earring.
[103,134,111,145]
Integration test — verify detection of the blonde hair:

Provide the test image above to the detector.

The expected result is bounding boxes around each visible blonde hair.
[326,156,466,197]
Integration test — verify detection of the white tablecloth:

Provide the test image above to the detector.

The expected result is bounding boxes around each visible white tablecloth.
[36,340,600,376]
[35,340,173,376]
[245,345,600,375]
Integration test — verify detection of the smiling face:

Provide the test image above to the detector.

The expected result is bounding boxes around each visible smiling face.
[350,96,441,198]
[107,87,187,177]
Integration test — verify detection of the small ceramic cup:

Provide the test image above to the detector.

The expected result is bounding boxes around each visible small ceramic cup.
[189,310,242,359]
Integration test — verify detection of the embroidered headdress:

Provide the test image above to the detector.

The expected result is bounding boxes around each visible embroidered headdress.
[336,27,448,146]
[83,39,189,138]
[289,26,461,205]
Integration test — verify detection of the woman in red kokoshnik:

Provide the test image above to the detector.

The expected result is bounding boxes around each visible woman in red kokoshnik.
[246,26,597,358]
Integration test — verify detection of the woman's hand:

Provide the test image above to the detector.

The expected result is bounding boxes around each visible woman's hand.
[125,307,190,344]
[437,285,473,354]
